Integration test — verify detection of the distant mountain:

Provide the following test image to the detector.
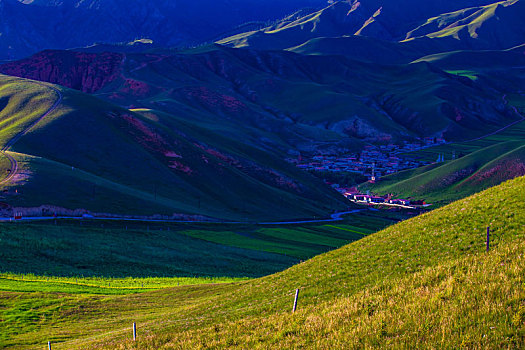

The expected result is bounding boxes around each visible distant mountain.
[405,0,525,50]
[219,0,523,58]
[0,0,328,60]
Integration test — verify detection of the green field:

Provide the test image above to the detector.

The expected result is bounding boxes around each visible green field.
[0,211,394,278]
[0,274,245,295]
[0,175,522,349]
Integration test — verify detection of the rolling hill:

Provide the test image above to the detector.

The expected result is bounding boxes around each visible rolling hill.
[361,47,525,205]
[1,174,523,348]
[0,74,351,221]
[1,47,519,151]
[361,139,525,204]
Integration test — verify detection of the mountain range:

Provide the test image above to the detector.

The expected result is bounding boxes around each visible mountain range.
[0,0,523,219]
[0,0,328,60]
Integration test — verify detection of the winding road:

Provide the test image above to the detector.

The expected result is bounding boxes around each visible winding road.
[0,209,367,225]
[0,82,63,185]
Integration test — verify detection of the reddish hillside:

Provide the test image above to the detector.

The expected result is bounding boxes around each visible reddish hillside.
[0,50,124,93]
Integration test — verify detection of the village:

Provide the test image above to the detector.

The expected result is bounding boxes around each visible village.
[293,138,447,180]
[337,188,430,210]
[291,139,448,210]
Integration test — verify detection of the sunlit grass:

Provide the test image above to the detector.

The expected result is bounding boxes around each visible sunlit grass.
[1,176,522,349]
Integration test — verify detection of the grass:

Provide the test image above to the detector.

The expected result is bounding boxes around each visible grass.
[0,274,245,295]
[445,69,479,81]
[0,76,57,148]
[1,175,522,349]
[0,211,393,278]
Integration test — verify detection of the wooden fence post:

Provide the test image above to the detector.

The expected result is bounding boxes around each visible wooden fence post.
[133,322,137,341]
[486,226,490,252]
[293,289,300,313]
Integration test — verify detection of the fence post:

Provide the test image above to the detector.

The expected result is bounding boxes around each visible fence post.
[133,322,137,341]
[48,341,52,350]
[486,226,490,252]
[293,289,300,313]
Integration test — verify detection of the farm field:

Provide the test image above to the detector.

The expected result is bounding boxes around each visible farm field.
[0,176,522,349]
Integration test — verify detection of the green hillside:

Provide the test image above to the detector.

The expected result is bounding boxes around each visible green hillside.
[1,175,523,349]
[1,44,523,219]
[0,74,352,221]
[362,140,525,205]
[405,0,525,50]
[363,93,525,205]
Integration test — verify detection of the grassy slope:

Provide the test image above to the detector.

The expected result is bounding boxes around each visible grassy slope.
[363,95,525,205]
[1,176,523,349]
[0,75,350,221]
[405,0,525,50]
[363,140,525,204]
[0,75,57,147]
[104,46,517,146]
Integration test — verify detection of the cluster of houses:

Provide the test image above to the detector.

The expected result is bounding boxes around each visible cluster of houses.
[344,191,427,209]
[293,140,444,181]
[327,186,427,209]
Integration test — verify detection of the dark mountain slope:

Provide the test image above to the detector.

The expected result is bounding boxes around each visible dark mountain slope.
[288,35,428,64]
[0,0,328,60]
[414,44,525,69]
[0,47,518,153]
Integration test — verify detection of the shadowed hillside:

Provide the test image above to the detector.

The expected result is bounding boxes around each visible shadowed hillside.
[1,47,519,153]
[0,74,350,220]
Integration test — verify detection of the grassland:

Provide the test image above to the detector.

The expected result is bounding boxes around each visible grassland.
[0,211,394,278]
[0,76,57,147]
[0,176,522,349]
[0,274,245,295]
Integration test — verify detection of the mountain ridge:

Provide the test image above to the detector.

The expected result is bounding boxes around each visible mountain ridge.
[0,0,329,60]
